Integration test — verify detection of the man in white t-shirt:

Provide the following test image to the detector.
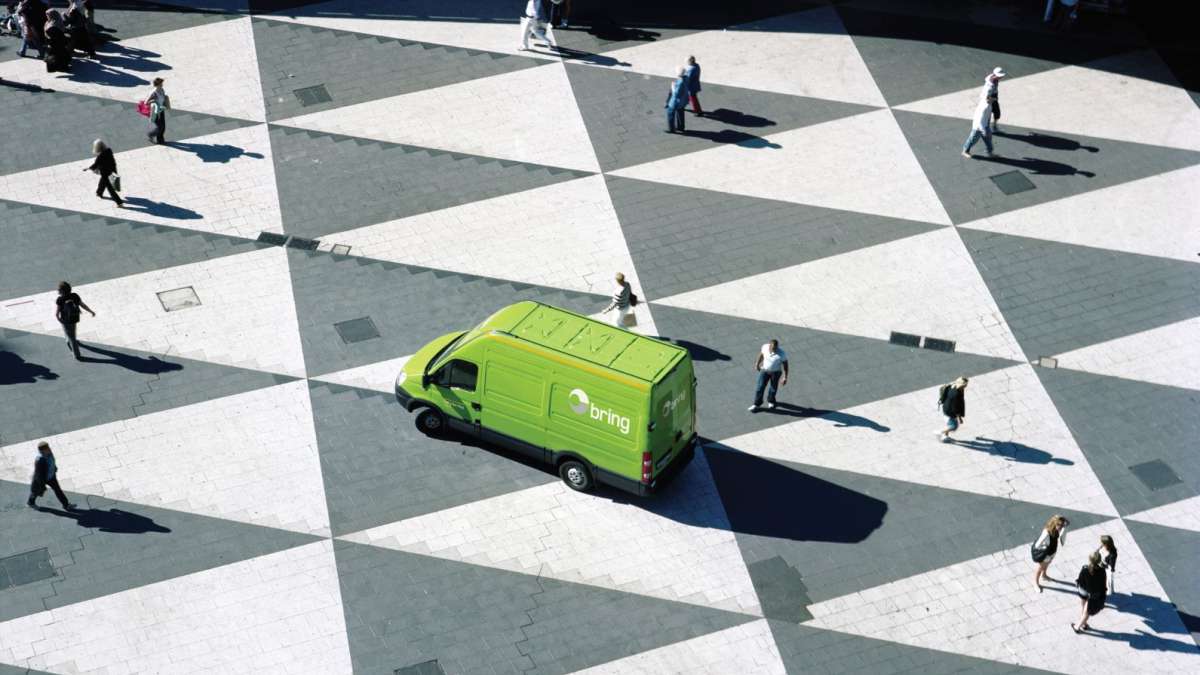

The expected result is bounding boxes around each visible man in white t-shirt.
[749,339,788,412]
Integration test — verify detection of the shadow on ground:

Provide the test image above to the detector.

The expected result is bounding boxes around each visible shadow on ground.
[39,505,172,534]
[0,351,59,384]
[78,344,183,374]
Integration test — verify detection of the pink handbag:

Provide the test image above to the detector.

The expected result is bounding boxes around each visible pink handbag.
[137,100,151,117]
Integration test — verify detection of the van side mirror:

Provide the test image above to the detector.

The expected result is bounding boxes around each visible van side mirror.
[421,374,431,388]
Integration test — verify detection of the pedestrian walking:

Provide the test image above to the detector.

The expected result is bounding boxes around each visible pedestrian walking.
[749,339,789,412]
[517,0,558,51]
[42,9,70,72]
[65,0,94,58]
[551,0,571,28]
[665,67,689,133]
[16,0,47,59]
[145,77,171,144]
[28,441,76,510]
[1072,551,1108,633]
[1096,535,1118,593]
[1031,514,1070,592]
[685,56,703,115]
[936,377,968,442]
[981,67,1005,131]
[961,94,996,158]
[602,272,638,329]
[55,281,96,360]
[85,139,123,206]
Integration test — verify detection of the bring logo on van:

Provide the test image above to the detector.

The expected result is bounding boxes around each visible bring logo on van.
[568,388,631,435]
[662,389,687,417]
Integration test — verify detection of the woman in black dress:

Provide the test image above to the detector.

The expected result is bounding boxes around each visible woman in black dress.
[1097,535,1118,593]
[1073,551,1107,633]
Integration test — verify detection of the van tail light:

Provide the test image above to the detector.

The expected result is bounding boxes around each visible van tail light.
[641,452,652,484]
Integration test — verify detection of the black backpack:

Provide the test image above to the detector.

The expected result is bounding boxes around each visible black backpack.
[937,383,950,409]
[60,296,81,324]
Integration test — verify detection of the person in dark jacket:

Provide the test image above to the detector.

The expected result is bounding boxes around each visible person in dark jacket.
[65,1,94,58]
[685,56,703,115]
[28,441,75,510]
[55,280,96,359]
[42,9,71,72]
[16,0,47,59]
[937,376,968,442]
[1097,535,1118,593]
[1072,551,1107,633]
[85,139,122,206]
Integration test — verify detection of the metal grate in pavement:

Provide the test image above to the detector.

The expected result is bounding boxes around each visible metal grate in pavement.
[1,548,56,589]
[923,337,956,353]
[331,244,352,256]
[287,236,320,251]
[257,231,289,246]
[294,84,333,107]
[1035,356,1058,368]
[1129,460,1183,491]
[157,286,201,312]
[889,331,921,348]
[395,661,445,675]
[335,316,380,344]
[990,170,1036,195]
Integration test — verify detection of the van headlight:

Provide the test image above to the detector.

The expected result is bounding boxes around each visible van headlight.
[397,370,407,385]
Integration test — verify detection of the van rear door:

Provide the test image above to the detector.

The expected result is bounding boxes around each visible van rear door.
[648,356,695,476]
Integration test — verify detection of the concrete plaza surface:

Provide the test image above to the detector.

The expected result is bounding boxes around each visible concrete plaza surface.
[0,1,1198,673]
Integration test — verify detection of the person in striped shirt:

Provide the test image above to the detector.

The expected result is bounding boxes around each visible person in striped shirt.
[602,272,635,329]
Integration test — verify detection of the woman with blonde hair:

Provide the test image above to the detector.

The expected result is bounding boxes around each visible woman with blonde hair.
[83,139,122,206]
[1030,514,1069,592]
[1073,551,1107,633]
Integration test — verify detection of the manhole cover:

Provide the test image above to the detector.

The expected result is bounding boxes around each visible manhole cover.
[1,548,56,589]
[923,337,956,353]
[1035,356,1058,368]
[335,317,380,344]
[157,286,201,312]
[1129,460,1182,491]
[294,84,333,107]
[990,170,1036,195]
[287,237,320,251]
[888,331,921,348]
[257,231,289,246]
[331,244,352,256]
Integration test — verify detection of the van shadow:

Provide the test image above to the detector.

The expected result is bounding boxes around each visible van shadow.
[39,505,172,534]
[78,344,183,374]
[0,351,59,384]
[949,436,1074,465]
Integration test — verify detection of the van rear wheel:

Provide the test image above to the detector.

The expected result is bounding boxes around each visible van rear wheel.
[559,459,593,492]
[416,408,446,436]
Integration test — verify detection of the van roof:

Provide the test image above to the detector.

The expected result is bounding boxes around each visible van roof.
[483,301,687,382]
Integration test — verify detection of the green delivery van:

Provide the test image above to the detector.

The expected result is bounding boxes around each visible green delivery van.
[394,301,697,495]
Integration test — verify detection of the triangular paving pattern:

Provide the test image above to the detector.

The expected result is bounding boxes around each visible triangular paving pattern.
[650,305,1017,442]
[715,364,1117,516]
[333,540,755,674]
[896,50,1200,152]
[803,519,1200,672]
[1053,317,1200,392]
[1128,496,1200,535]
[308,382,557,536]
[0,328,290,445]
[1036,367,1200,517]
[311,354,412,394]
[0,540,350,674]
[658,228,1024,361]
[1124,520,1200,647]
[0,381,329,536]
[252,16,539,121]
[959,164,1200,263]
[572,618,787,674]
[0,246,306,377]
[0,17,267,122]
[606,175,945,300]
[0,200,262,302]
[0,124,283,239]
[612,109,952,225]
[960,229,1200,360]
[601,5,886,107]
[565,62,880,173]
[278,61,600,172]
[892,109,1200,224]
[269,125,590,239]
[703,443,1111,610]
[321,175,640,294]
[341,447,760,615]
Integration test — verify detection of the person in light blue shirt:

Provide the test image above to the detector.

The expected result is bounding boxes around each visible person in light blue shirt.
[665,67,689,133]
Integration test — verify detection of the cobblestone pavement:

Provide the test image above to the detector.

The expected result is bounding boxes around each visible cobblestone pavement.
[1,1,1199,673]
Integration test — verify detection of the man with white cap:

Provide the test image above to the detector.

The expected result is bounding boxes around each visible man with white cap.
[518,0,560,52]
[981,67,1006,132]
[962,93,997,159]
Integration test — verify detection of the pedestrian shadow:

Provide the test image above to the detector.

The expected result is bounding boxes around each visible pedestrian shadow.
[0,351,59,384]
[995,130,1100,153]
[583,19,661,43]
[553,45,631,67]
[680,128,782,149]
[701,108,776,128]
[119,197,202,220]
[1084,593,1200,654]
[976,155,1096,177]
[39,505,171,534]
[658,337,731,362]
[765,403,891,431]
[0,78,52,93]
[59,59,149,88]
[949,436,1074,465]
[165,141,264,163]
[78,344,183,374]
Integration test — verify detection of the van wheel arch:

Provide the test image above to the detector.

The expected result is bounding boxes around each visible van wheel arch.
[556,455,594,492]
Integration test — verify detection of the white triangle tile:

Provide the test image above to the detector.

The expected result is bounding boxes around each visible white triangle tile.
[278,61,599,172]
[572,618,786,675]
[1052,317,1200,391]
[0,247,306,378]
[0,17,266,122]
[803,519,1200,673]
[0,541,352,674]
[312,355,413,394]
[598,6,886,107]
[718,365,1119,517]
[0,381,329,536]
[1126,496,1200,534]
[610,109,952,225]
[0,124,282,240]
[894,50,1200,152]
[657,229,1023,361]
[960,164,1200,263]
[265,0,555,62]
[341,448,761,616]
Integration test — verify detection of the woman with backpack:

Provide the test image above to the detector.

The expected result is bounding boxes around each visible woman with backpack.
[84,139,122,207]
[1031,514,1069,592]
[1072,551,1108,633]
[55,281,96,360]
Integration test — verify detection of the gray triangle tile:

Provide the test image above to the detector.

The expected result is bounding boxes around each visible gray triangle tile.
[1035,367,1200,517]
[0,478,319,623]
[1124,520,1200,648]
[959,229,1200,360]
[269,125,592,238]
[0,328,296,445]
[286,248,607,376]
[650,305,1018,442]
[607,175,946,299]
[892,109,1200,225]
[703,444,1113,614]
[0,200,263,302]
[0,663,55,675]
[252,17,540,121]
[334,539,755,674]
[565,62,879,172]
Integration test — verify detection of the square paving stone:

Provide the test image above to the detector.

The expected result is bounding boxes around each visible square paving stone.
[990,170,1037,195]
[1130,459,1183,491]
[294,84,333,107]
[334,317,381,344]
[1,548,56,588]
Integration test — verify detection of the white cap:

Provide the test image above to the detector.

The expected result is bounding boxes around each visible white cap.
[992,67,1007,78]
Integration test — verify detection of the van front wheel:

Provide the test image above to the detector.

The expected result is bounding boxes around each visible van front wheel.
[416,408,446,436]
[559,459,593,492]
